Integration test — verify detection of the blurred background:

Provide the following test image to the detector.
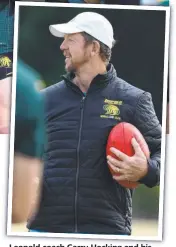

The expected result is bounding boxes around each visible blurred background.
[18,6,166,123]
[0,1,168,237]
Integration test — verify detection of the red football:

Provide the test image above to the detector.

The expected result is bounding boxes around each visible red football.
[106,122,150,189]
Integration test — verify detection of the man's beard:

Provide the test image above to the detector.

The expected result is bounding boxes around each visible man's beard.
[65,64,76,74]
[64,51,90,74]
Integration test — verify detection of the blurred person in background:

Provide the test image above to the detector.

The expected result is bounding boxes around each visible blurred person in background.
[0,1,46,220]
[0,2,14,134]
[12,59,45,223]
[27,12,161,235]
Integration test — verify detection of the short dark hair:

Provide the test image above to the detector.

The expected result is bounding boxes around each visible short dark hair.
[81,32,116,64]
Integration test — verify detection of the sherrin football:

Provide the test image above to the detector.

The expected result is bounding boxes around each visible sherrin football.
[106,122,150,189]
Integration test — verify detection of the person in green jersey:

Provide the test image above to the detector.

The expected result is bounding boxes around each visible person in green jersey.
[0,2,14,133]
[12,59,45,223]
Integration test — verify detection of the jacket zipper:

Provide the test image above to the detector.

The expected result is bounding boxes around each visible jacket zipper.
[75,95,85,233]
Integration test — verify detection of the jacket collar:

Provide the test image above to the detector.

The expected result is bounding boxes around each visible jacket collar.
[61,63,117,94]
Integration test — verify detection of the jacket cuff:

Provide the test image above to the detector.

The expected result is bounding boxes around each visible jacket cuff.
[138,159,160,188]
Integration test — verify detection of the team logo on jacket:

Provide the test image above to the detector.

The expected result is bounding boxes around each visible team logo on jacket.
[100,99,122,120]
[0,56,12,68]
[103,104,120,116]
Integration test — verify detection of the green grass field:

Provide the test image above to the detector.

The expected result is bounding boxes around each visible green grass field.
[11,219,158,236]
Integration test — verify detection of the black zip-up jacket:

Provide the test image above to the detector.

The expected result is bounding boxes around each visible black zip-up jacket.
[28,64,161,235]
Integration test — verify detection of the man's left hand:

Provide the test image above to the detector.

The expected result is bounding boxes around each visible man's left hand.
[107,138,148,182]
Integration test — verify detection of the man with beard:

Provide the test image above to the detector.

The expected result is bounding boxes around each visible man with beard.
[28,12,161,235]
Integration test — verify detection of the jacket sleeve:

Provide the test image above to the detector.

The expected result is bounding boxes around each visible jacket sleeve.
[131,92,162,188]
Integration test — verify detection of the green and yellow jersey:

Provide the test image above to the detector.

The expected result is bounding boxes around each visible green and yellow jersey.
[15,59,45,159]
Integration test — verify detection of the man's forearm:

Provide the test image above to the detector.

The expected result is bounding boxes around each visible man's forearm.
[12,154,43,223]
